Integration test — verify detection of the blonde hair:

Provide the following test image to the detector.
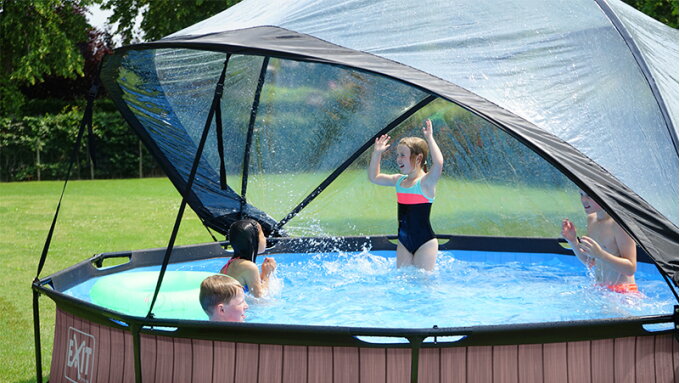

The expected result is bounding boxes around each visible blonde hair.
[199,274,243,316]
[398,137,429,172]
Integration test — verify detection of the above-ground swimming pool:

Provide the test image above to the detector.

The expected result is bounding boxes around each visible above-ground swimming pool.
[37,235,678,383]
[65,249,676,328]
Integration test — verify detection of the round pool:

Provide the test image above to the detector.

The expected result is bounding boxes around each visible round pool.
[65,249,676,327]
[39,236,679,383]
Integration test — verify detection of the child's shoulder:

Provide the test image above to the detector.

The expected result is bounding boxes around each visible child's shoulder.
[586,213,598,225]
[237,259,258,270]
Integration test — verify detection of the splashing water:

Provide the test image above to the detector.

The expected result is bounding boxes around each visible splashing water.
[65,250,676,327]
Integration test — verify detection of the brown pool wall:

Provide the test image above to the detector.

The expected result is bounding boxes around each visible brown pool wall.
[49,306,678,383]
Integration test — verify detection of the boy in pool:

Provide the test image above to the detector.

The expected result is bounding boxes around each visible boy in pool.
[199,274,249,322]
[368,119,444,271]
[220,219,277,298]
[561,190,638,293]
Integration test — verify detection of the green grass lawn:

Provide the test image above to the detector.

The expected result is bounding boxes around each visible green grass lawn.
[0,176,584,382]
[0,178,213,383]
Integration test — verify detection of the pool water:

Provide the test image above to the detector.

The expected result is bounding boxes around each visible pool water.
[65,250,677,328]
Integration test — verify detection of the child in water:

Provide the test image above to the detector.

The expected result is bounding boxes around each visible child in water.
[368,119,444,271]
[220,219,277,298]
[561,190,638,293]
[199,274,248,322]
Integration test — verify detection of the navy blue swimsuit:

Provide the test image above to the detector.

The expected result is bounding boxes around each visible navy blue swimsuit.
[395,176,435,254]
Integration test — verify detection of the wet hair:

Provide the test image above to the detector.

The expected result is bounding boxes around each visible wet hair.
[199,274,243,316]
[228,218,261,262]
[398,137,429,172]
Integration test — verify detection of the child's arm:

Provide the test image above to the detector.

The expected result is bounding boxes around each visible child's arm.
[421,119,444,192]
[561,218,592,266]
[260,257,276,289]
[368,134,401,186]
[579,227,637,276]
[243,261,273,298]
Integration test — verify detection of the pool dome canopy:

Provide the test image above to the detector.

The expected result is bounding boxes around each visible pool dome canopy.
[99,0,678,282]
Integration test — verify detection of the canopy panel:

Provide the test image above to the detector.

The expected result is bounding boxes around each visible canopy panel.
[287,98,585,238]
[103,48,430,234]
[606,0,679,135]
[173,0,678,226]
[100,0,678,281]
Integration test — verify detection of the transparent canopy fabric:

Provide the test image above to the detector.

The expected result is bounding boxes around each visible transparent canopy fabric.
[105,46,584,240]
[100,0,679,281]
[287,99,582,238]
[173,0,679,226]
[107,48,431,231]
[607,0,679,135]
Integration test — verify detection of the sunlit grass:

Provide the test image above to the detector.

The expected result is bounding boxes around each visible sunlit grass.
[0,178,211,383]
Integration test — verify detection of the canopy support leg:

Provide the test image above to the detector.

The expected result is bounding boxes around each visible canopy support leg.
[32,288,43,383]
[32,79,98,382]
[240,56,270,216]
[145,57,230,318]
[216,53,232,190]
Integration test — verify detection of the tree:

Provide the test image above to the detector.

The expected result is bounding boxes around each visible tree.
[99,0,242,44]
[623,0,678,28]
[22,28,113,107]
[0,0,99,117]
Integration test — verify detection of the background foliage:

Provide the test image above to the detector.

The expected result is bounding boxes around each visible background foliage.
[100,0,243,44]
[0,0,112,117]
[0,100,162,181]
[623,0,679,27]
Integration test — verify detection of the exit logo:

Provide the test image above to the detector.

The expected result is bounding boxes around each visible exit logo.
[65,327,96,383]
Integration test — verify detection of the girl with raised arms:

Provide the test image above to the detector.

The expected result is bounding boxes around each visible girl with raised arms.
[368,119,444,271]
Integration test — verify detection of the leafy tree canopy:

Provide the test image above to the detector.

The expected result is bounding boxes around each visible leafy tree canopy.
[623,0,678,28]
[99,0,241,44]
[0,0,99,116]
[0,0,113,116]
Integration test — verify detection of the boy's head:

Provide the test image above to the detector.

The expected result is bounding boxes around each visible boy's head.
[578,190,603,215]
[199,274,248,322]
[398,137,429,171]
[228,219,266,262]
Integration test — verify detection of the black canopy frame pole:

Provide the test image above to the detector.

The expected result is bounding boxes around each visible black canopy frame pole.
[32,80,99,383]
[200,216,221,243]
[272,94,438,234]
[216,54,232,190]
[145,56,230,318]
[240,56,270,216]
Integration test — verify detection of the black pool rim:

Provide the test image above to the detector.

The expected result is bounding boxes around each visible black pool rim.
[34,234,678,346]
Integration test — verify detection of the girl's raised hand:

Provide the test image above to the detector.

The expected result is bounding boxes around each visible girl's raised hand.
[422,119,433,139]
[373,134,391,154]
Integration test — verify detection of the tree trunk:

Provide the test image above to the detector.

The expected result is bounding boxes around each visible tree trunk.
[89,156,94,180]
[36,139,41,181]
[139,140,143,178]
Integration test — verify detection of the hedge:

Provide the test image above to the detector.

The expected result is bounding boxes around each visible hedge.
[0,102,163,182]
